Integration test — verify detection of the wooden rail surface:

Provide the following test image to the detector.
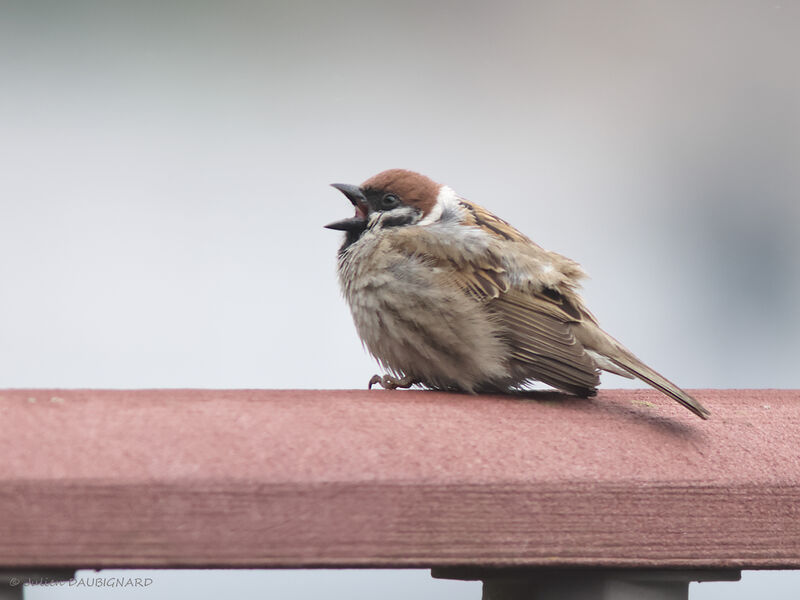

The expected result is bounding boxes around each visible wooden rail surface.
[0,388,798,569]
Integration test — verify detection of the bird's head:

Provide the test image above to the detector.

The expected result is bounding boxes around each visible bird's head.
[325,169,445,241]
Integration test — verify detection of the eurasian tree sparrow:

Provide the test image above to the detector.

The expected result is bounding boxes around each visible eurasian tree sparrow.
[325,169,710,419]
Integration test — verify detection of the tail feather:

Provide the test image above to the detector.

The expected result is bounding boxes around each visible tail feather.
[609,353,710,420]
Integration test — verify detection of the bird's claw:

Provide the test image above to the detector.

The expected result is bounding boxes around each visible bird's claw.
[367,374,417,390]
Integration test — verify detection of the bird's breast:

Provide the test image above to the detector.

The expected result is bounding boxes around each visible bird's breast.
[336,233,511,390]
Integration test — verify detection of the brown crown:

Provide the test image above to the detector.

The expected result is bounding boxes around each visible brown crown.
[361,169,441,217]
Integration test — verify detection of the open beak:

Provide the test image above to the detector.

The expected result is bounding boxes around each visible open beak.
[324,183,369,232]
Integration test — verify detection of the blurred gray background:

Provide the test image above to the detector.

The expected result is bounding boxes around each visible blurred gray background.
[1,1,798,598]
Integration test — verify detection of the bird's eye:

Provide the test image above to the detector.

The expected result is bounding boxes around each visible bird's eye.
[381,194,400,210]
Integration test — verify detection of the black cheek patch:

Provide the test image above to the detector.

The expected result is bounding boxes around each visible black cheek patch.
[380,212,418,228]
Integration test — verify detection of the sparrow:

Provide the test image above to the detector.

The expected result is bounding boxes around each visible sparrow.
[325,169,710,419]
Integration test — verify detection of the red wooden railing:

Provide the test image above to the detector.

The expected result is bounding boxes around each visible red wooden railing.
[1,388,798,598]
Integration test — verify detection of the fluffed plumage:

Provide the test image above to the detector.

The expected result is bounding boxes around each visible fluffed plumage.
[325,169,710,419]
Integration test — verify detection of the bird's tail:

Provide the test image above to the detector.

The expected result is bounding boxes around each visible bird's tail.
[608,350,710,420]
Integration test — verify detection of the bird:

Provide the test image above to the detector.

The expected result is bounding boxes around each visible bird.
[325,169,710,419]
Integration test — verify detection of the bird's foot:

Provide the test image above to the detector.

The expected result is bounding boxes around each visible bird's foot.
[368,374,417,390]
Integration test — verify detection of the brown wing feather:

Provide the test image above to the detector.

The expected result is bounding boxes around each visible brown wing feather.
[493,290,600,393]
[390,198,600,393]
[432,254,600,393]
[452,202,599,390]
[456,199,534,244]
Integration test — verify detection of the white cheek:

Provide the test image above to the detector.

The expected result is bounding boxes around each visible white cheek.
[418,185,457,226]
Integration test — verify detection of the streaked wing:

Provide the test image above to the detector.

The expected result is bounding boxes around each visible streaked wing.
[391,197,600,393]
[492,289,600,394]
[445,257,601,393]
[456,199,533,243]
[454,201,599,391]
